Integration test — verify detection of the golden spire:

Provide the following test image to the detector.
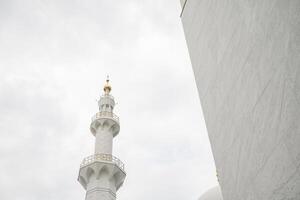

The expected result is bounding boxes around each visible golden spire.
[103,75,111,94]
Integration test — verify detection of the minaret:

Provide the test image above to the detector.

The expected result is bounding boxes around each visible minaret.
[78,78,126,200]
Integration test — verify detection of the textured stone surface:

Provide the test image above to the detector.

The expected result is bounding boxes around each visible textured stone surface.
[180,0,300,200]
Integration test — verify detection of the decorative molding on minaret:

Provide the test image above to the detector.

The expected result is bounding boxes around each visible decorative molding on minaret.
[78,78,126,200]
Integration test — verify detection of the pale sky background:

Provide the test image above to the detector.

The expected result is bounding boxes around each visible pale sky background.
[0,1,217,199]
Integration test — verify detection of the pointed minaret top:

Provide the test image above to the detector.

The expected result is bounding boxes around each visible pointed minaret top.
[103,75,111,94]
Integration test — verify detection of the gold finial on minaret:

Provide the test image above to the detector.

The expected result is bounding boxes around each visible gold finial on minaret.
[103,75,111,94]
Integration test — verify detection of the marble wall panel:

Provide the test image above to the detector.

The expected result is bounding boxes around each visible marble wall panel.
[180,0,300,199]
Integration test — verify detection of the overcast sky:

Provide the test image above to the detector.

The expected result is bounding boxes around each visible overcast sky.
[0,1,217,200]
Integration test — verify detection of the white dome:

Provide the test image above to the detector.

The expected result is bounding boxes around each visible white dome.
[198,186,223,200]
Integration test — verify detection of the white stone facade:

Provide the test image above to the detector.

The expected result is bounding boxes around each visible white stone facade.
[180,0,300,200]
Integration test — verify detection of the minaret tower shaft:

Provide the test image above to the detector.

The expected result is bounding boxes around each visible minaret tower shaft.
[78,78,126,200]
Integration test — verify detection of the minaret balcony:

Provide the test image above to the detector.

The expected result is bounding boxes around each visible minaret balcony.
[90,111,120,136]
[80,153,125,172]
[92,111,119,123]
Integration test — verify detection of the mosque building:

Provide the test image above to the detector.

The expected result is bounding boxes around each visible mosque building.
[180,0,300,200]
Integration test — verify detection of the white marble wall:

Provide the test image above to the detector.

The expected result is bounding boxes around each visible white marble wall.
[180,0,300,199]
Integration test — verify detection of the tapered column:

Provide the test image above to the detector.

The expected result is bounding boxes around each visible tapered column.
[78,78,125,200]
[95,129,113,154]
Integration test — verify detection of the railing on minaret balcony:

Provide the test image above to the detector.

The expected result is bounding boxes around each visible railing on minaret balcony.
[92,111,119,123]
[100,94,114,100]
[80,154,125,172]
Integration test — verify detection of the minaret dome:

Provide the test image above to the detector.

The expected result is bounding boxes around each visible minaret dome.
[103,76,111,94]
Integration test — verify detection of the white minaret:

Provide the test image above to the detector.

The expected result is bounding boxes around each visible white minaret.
[78,78,126,200]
